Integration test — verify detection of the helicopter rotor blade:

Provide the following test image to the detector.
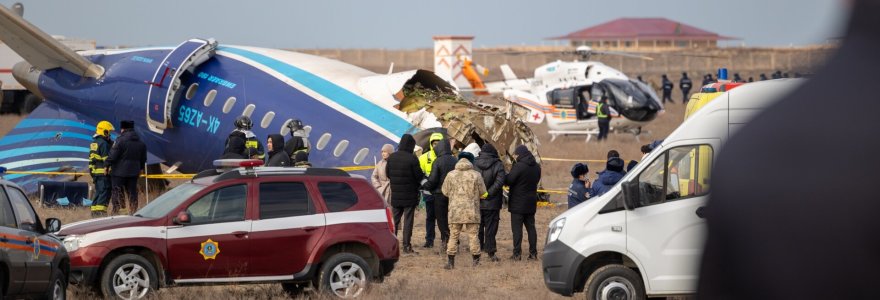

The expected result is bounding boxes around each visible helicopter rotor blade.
[592,50,654,61]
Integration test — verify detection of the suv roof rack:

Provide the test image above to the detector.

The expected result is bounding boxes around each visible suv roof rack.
[212,167,351,183]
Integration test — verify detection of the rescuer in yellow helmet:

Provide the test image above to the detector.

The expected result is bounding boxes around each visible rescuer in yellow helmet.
[89,121,114,217]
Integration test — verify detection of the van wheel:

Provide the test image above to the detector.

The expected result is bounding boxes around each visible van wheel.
[318,253,371,298]
[99,254,158,300]
[585,264,645,300]
[43,267,67,300]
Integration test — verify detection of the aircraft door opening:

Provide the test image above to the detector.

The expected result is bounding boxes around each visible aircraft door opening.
[146,38,218,134]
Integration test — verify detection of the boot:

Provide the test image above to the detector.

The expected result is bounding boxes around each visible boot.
[510,254,522,261]
[527,253,538,261]
[472,254,481,267]
[488,252,500,262]
[444,255,455,270]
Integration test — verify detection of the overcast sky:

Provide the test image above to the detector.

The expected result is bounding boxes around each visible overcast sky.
[9,0,849,49]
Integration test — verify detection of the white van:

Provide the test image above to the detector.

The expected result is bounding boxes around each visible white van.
[541,79,802,299]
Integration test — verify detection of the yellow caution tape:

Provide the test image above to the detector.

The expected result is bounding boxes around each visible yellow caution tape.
[538,189,568,195]
[337,166,376,172]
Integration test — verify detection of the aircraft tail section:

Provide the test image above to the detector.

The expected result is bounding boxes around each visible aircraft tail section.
[0,4,103,77]
[0,102,98,193]
[500,64,518,81]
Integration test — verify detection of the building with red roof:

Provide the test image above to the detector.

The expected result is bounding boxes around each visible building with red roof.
[550,18,737,49]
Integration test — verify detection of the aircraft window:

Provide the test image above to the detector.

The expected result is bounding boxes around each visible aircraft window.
[353,148,369,165]
[280,119,294,136]
[242,104,256,118]
[549,89,575,108]
[333,140,349,157]
[261,112,275,129]
[185,83,199,100]
[304,125,312,136]
[204,89,217,107]
[316,133,332,150]
[222,97,236,114]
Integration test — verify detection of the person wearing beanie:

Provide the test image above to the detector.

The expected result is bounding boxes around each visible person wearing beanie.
[474,143,506,262]
[441,156,487,269]
[457,151,475,164]
[371,144,395,206]
[106,120,146,215]
[386,134,425,254]
[567,163,591,208]
[293,151,311,167]
[504,145,542,260]
[626,160,639,173]
[589,157,625,198]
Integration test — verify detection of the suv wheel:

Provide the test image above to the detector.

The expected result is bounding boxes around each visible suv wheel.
[584,264,646,300]
[318,253,371,298]
[99,254,158,299]
[45,267,67,300]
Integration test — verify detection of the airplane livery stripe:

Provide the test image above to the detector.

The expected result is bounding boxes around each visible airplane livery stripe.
[15,119,95,132]
[0,132,93,146]
[0,146,89,160]
[217,47,411,138]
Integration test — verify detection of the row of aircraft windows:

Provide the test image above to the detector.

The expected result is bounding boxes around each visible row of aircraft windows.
[185,83,370,164]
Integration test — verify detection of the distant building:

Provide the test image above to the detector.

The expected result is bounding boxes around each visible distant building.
[550,18,737,50]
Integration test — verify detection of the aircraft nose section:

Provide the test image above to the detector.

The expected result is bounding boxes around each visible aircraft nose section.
[13,61,45,99]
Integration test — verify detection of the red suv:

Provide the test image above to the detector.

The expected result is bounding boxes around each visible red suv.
[56,161,399,299]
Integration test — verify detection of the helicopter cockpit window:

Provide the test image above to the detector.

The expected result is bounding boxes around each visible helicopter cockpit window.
[548,88,576,108]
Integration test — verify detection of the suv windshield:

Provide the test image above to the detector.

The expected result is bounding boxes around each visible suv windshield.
[135,183,206,218]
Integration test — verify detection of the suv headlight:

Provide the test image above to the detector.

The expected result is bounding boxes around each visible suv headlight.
[547,218,566,244]
[62,235,82,252]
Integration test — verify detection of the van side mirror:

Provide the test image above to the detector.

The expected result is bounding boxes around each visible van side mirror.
[45,218,62,233]
[621,181,640,210]
[173,211,192,225]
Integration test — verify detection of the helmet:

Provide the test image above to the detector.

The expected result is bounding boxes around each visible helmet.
[234,116,253,130]
[286,119,304,131]
[96,120,114,136]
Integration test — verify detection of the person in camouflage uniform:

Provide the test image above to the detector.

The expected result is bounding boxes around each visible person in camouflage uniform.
[441,153,487,269]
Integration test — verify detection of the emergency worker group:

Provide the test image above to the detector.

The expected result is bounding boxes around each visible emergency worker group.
[89,115,312,216]
[379,132,542,269]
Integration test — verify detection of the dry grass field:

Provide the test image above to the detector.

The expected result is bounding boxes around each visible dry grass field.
[5,101,689,299]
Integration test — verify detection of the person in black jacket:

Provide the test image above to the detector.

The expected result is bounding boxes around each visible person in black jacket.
[266,134,291,167]
[698,2,880,299]
[107,120,147,215]
[385,134,424,253]
[504,145,541,260]
[661,74,674,104]
[421,138,457,250]
[474,143,506,262]
[221,132,247,159]
[679,72,693,103]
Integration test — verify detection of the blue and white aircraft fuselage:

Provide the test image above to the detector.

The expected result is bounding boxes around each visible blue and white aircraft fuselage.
[0,43,453,192]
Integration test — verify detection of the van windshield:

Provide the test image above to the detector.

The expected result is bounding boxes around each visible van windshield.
[134,183,206,218]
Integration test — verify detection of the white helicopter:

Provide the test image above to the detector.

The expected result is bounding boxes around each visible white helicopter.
[481,46,665,142]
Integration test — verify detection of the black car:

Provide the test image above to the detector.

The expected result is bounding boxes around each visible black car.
[0,178,68,299]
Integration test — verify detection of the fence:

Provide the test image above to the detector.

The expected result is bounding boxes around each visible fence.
[292,46,836,81]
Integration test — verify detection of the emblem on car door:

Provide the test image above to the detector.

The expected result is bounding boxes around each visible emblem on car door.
[200,239,220,260]
[32,238,40,259]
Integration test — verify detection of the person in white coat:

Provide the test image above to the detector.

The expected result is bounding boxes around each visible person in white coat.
[371,144,394,205]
